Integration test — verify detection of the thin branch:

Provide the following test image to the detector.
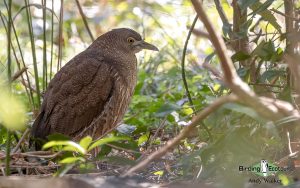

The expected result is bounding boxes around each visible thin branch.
[25,0,41,107]
[5,0,12,176]
[191,0,236,83]
[11,67,27,82]
[148,118,167,149]
[6,0,12,84]
[105,144,140,154]
[0,11,34,111]
[57,0,64,71]
[42,0,47,90]
[182,14,198,111]
[271,8,299,21]
[50,0,54,80]
[3,1,35,109]
[182,15,212,139]
[122,95,238,176]
[12,128,29,153]
[0,151,61,160]
[190,28,210,39]
[248,82,284,88]
[190,0,299,122]
[75,0,94,41]
[13,3,59,22]
[284,54,300,100]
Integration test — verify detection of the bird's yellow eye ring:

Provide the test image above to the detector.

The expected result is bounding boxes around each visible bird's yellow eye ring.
[127,37,135,43]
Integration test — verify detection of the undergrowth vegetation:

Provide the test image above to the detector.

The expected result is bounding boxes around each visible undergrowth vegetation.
[0,0,299,187]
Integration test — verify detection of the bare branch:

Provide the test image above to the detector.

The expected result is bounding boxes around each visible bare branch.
[12,128,30,153]
[11,67,27,82]
[191,0,236,83]
[190,0,300,122]
[75,0,94,41]
[122,95,238,176]
[190,28,210,39]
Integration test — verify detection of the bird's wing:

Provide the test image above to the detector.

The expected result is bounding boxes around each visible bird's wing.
[31,53,115,140]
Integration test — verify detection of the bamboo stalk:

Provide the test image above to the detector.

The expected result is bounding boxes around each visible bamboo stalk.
[42,0,47,90]
[5,0,12,176]
[50,0,54,80]
[57,0,64,72]
[24,0,41,107]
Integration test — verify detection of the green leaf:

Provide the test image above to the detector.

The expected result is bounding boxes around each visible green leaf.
[96,144,112,158]
[249,1,281,32]
[204,52,216,64]
[138,132,150,146]
[42,140,86,154]
[54,164,75,177]
[88,136,130,151]
[222,23,232,37]
[238,19,253,38]
[249,0,274,15]
[155,103,181,117]
[153,170,164,176]
[231,51,251,62]
[237,0,258,11]
[79,136,92,150]
[59,156,85,164]
[278,174,291,186]
[260,70,285,82]
[252,40,276,61]
[62,145,85,153]
[223,103,265,122]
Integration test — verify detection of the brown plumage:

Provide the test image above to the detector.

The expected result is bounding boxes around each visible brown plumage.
[31,28,158,148]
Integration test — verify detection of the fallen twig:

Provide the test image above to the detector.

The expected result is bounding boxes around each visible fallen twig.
[0,151,61,160]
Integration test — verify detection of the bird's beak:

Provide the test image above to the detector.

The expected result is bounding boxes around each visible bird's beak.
[134,40,159,51]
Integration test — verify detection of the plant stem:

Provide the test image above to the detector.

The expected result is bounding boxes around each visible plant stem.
[181,15,213,141]
[181,15,197,111]
[5,0,12,176]
[57,0,64,72]
[42,0,47,90]
[50,0,54,80]
[75,0,94,41]
[5,129,11,176]
[25,0,41,107]
[7,0,12,83]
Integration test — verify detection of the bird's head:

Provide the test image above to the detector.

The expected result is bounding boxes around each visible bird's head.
[107,28,159,54]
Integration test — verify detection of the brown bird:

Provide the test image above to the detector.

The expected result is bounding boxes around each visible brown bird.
[31,28,158,149]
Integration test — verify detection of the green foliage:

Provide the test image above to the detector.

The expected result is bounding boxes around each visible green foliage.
[43,135,132,175]
[238,0,258,11]
[0,0,296,186]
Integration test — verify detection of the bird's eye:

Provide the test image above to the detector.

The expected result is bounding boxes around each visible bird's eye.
[127,37,135,43]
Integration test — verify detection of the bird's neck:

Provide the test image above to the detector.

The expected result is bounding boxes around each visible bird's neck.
[87,42,138,87]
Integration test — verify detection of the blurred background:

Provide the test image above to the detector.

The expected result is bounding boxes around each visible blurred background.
[0,0,297,187]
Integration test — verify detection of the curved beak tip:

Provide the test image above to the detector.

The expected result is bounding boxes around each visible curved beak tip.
[141,41,159,51]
